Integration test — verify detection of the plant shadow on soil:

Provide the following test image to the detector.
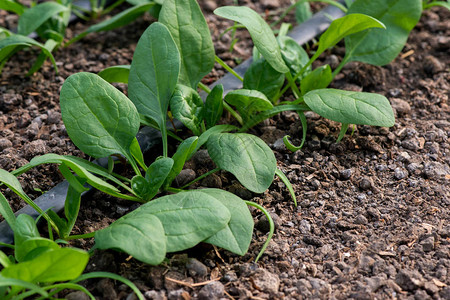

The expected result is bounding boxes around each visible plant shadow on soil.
[0,1,449,299]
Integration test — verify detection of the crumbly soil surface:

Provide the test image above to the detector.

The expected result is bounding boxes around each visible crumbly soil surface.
[0,1,449,299]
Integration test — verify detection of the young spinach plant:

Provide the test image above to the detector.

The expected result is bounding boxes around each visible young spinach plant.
[0,188,143,299]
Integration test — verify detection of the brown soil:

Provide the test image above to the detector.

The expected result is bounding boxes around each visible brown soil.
[0,1,449,299]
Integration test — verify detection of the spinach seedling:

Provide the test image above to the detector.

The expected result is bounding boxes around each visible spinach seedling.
[0,212,144,299]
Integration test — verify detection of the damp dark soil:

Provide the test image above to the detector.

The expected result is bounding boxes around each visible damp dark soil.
[1,1,449,299]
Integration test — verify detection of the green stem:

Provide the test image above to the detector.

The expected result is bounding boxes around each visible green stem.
[245,201,274,263]
[332,54,350,79]
[66,231,96,240]
[161,126,169,158]
[316,0,348,13]
[101,0,126,15]
[0,242,14,249]
[271,3,298,28]
[166,187,183,193]
[181,168,220,189]
[198,82,211,93]
[215,55,243,82]
[285,71,301,98]
[223,101,243,126]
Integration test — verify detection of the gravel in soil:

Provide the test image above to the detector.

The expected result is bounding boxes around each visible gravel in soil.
[1,2,449,300]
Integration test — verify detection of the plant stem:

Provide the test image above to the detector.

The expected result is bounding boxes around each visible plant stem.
[285,71,301,98]
[316,0,348,13]
[215,55,243,82]
[101,0,126,15]
[198,82,211,93]
[166,187,184,194]
[181,168,220,189]
[223,101,244,126]
[66,231,96,240]
[331,55,350,79]
[245,201,273,263]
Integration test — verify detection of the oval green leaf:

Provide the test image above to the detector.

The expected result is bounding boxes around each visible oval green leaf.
[60,72,140,160]
[278,35,310,77]
[201,189,253,256]
[18,2,69,36]
[98,65,130,84]
[311,13,385,63]
[1,247,89,283]
[170,84,204,136]
[300,64,332,95]
[204,84,224,130]
[225,89,273,123]
[95,213,166,265]
[345,0,422,66]
[159,0,215,88]
[207,133,276,193]
[243,58,285,101]
[303,89,395,127]
[139,191,231,252]
[16,237,60,263]
[128,22,180,142]
[214,6,289,73]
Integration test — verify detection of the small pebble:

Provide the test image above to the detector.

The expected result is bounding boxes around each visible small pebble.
[394,168,407,180]
[340,169,352,180]
[198,281,225,300]
[186,258,208,277]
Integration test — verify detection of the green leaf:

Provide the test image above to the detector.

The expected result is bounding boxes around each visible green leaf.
[130,137,147,171]
[1,247,89,283]
[207,133,276,193]
[345,0,422,66]
[60,72,139,161]
[0,0,25,15]
[304,89,395,127]
[170,85,204,136]
[0,34,58,72]
[310,13,385,64]
[204,85,224,130]
[224,89,273,124]
[214,6,289,73]
[295,1,312,24]
[275,168,297,207]
[300,64,332,95]
[88,3,155,33]
[128,22,180,156]
[145,157,174,199]
[159,0,215,88]
[0,276,49,298]
[69,3,155,45]
[243,58,285,102]
[278,35,310,77]
[140,191,231,252]
[95,213,166,265]
[14,154,123,193]
[423,1,450,10]
[0,169,34,209]
[98,65,130,84]
[202,189,253,255]
[15,238,59,263]
[166,136,198,186]
[14,214,40,261]
[0,175,15,229]
[193,124,238,155]
[62,176,87,238]
[18,2,69,36]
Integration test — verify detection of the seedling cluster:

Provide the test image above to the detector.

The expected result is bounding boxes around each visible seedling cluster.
[0,0,432,297]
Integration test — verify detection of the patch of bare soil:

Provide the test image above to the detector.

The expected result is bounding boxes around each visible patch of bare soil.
[0,1,449,299]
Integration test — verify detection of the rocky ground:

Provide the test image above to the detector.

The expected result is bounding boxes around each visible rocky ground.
[0,1,449,299]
